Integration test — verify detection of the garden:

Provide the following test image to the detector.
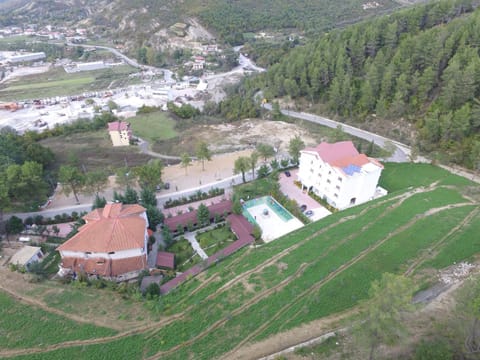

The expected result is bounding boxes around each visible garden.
[196,224,236,256]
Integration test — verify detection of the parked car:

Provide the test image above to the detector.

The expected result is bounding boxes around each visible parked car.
[164,182,170,190]
[300,204,307,212]
[284,170,291,177]
[305,210,314,217]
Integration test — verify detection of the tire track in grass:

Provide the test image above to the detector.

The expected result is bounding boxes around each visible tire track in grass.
[0,187,430,358]
[222,202,466,358]
[146,190,430,359]
[404,204,479,276]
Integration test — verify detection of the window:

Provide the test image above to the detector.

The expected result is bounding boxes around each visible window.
[108,251,115,255]
[334,193,338,198]
[328,171,332,175]
[338,177,343,182]
[336,185,341,190]
[327,179,331,184]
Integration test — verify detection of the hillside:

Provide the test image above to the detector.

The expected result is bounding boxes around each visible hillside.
[0,164,479,359]
[0,0,420,48]
[243,0,480,168]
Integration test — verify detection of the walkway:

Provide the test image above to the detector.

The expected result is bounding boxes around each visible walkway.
[183,231,208,260]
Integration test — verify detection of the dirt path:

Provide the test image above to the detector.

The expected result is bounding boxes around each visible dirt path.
[1,185,468,359]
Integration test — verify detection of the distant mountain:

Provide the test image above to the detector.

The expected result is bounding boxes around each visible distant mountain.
[0,0,420,46]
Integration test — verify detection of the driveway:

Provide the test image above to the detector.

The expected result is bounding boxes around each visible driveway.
[278,169,331,222]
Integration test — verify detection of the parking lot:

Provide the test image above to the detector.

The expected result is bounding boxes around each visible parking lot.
[278,169,331,222]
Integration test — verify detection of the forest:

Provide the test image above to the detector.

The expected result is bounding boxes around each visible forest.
[241,0,480,168]
[195,0,399,44]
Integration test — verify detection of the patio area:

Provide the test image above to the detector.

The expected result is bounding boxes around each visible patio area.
[278,169,331,222]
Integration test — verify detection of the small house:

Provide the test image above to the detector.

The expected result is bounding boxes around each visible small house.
[10,246,44,270]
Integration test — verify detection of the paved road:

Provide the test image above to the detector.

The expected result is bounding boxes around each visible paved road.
[264,104,411,162]
[10,172,253,220]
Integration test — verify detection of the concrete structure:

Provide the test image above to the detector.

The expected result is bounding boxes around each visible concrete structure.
[107,121,132,146]
[10,246,44,270]
[298,141,384,210]
[6,52,46,63]
[57,203,149,281]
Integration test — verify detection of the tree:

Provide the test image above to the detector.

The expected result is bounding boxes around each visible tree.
[135,160,163,191]
[234,156,250,183]
[271,101,282,119]
[140,187,157,207]
[84,170,109,197]
[353,273,414,360]
[181,153,192,175]
[58,165,85,204]
[115,167,136,188]
[5,216,23,242]
[196,142,212,171]
[256,143,275,163]
[145,205,164,231]
[92,194,107,210]
[197,203,210,226]
[288,136,305,165]
[257,164,270,178]
[249,151,259,178]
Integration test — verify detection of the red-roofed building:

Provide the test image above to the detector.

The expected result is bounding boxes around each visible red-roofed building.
[108,121,132,146]
[298,141,384,209]
[156,251,175,269]
[164,200,232,233]
[57,203,149,281]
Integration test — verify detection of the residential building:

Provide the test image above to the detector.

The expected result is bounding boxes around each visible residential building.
[57,203,149,281]
[298,141,384,210]
[107,121,132,146]
[10,246,44,270]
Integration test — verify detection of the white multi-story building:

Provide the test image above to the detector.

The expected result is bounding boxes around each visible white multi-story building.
[298,141,384,210]
[57,203,149,281]
[108,121,132,146]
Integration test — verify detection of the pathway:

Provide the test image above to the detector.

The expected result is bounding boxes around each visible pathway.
[183,231,208,260]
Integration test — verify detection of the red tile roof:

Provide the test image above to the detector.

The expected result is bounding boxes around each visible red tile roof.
[304,141,359,164]
[58,203,147,253]
[156,251,175,269]
[164,200,232,232]
[60,255,147,277]
[107,121,130,132]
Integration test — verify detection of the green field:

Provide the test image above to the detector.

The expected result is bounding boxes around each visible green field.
[39,130,152,172]
[0,291,116,350]
[0,66,138,101]
[3,163,480,360]
[128,111,177,143]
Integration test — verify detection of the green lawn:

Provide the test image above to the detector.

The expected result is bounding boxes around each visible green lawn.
[0,66,138,101]
[0,291,116,349]
[196,225,236,256]
[128,111,177,143]
[166,237,201,271]
[6,163,480,360]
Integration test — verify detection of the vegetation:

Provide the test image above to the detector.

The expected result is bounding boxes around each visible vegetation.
[127,111,177,143]
[196,225,235,256]
[1,164,479,359]
[243,0,480,168]
[0,291,116,349]
[163,188,225,209]
[0,66,137,101]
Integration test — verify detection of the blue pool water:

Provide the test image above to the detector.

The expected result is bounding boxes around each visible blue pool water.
[243,196,294,223]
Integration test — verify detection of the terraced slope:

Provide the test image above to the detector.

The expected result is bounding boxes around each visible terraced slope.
[2,164,479,360]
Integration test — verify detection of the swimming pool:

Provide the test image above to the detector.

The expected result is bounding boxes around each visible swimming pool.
[243,196,293,222]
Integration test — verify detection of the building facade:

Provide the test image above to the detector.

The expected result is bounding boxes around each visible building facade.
[57,203,149,282]
[108,121,132,146]
[298,141,384,210]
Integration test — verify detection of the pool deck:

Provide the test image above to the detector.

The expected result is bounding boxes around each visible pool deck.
[245,203,303,243]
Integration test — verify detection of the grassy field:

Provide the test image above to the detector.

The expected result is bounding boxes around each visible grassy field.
[3,163,480,360]
[0,66,138,101]
[39,130,152,172]
[0,291,116,350]
[128,111,177,143]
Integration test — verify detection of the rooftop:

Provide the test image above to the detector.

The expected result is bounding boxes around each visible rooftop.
[57,203,147,253]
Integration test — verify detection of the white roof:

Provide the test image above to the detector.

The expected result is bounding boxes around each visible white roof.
[10,246,42,266]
